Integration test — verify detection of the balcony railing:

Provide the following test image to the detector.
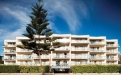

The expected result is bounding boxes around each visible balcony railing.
[16,49,32,52]
[90,49,105,52]
[106,50,118,53]
[106,44,118,47]
[33,56,49,59]
[71,56,88,59]
[4,44,16,47]
[53,55,69,59]
[4,50,16,54]
[54,39,70,43]
[4,57,16,60]
[55,47,69,50]
[90,42,105,44]
[71,40,88,43]
[90,56,105,60]
[17,56,32,60]
[107,57,118,60]
[71,48,89,51]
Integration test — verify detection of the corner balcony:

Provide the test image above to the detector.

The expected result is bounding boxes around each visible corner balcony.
[106,50,118,55]
[90,49,105,53]
[106,44,119,48]
[4,50,16,54]
[4,44,16,48]
[53,55,69,60]
[71,56,88,59]
[106,57,118,61]
[71,40,89,45]
[4,57,16,61]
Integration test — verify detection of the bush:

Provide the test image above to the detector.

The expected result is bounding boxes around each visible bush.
[71,65,120,73]
[0,61,4,64]
[19,65,50,73]
[0,65,19,73]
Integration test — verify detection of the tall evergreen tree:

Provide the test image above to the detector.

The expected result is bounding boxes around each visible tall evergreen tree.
[17,0,59,73]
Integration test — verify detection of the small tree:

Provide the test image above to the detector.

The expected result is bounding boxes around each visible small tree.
[17,0,59,74]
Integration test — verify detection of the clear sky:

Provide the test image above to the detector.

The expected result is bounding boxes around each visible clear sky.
[0,0,121,55]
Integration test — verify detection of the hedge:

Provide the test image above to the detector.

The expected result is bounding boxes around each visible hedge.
[0,64,121,73]
[0,61,3,64]
[19,65,50,73]
[71,65,120,73]
[0,65,19,73]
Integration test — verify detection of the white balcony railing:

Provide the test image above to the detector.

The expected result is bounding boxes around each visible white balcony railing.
[106,44,118,47]
[71,40,88,43]
[107,57,118,60]
[33,56,49,59]
[55,47,69,50]
[90,42,105,44]
[4,44,16,47]
[17,56,31,60]
[90,49,105,52]
[4,50,16,54]
[71,56,88,59]
[16,49,32,52]
[71,47,89,51]
[4,57,16,60]
[90,56,105,60]
[53,55,69,59]
[106,50,118,53]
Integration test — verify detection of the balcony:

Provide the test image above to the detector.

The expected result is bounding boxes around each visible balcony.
[90,42,105,46]
[71,56,88,59]
[54,39,70,43]
[4,44,16,48]
[90,56,105,60]
[53,55,69,59]
[17,56,32,60]
[107,57,118,61]
[33,56,49,59]
[4,57,16,61]
[90,49,105,53]
[4,50,16,54]
[16,49,32,53]
[55,47,69,52]
[71,40,89,44]
[71,48,89,52]
[106,50,118,54]
[106,44,118,48]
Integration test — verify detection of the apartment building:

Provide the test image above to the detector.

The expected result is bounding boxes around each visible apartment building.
[3,34,119,67]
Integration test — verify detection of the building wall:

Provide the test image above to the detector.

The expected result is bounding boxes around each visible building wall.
[3,34,119,65]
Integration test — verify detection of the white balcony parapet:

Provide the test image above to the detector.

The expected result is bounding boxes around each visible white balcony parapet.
[53,55,69,59]
[71,48,89,51]
[4,50,16,54]
[90,49,105,52]
[107,57,118,60]
[72,40,88,43]
[90,56,105,60]
[33,56,49,59]
[106,50,118,53]
[17,56,31,60]
[90,42,105,44]
[55,47,69,50]
[106,44,118,47]
[4,57,16,60]
[4,44,16,47]
[71,56,88,59]
[16,49,32,52]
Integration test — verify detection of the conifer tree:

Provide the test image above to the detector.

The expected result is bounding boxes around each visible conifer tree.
[17,0,59,73]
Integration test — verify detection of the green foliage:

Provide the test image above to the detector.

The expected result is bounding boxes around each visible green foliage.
[19,65,50,73]
[71,65,120,73]
[0,65,19,73]
[0,61,4,64]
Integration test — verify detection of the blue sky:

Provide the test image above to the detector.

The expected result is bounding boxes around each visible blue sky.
[0,0,121,55]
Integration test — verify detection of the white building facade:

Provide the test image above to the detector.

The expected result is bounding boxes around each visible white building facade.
[3,34,119,66]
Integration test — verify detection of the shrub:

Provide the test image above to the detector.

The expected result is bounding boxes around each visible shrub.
[0,65,19,73]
